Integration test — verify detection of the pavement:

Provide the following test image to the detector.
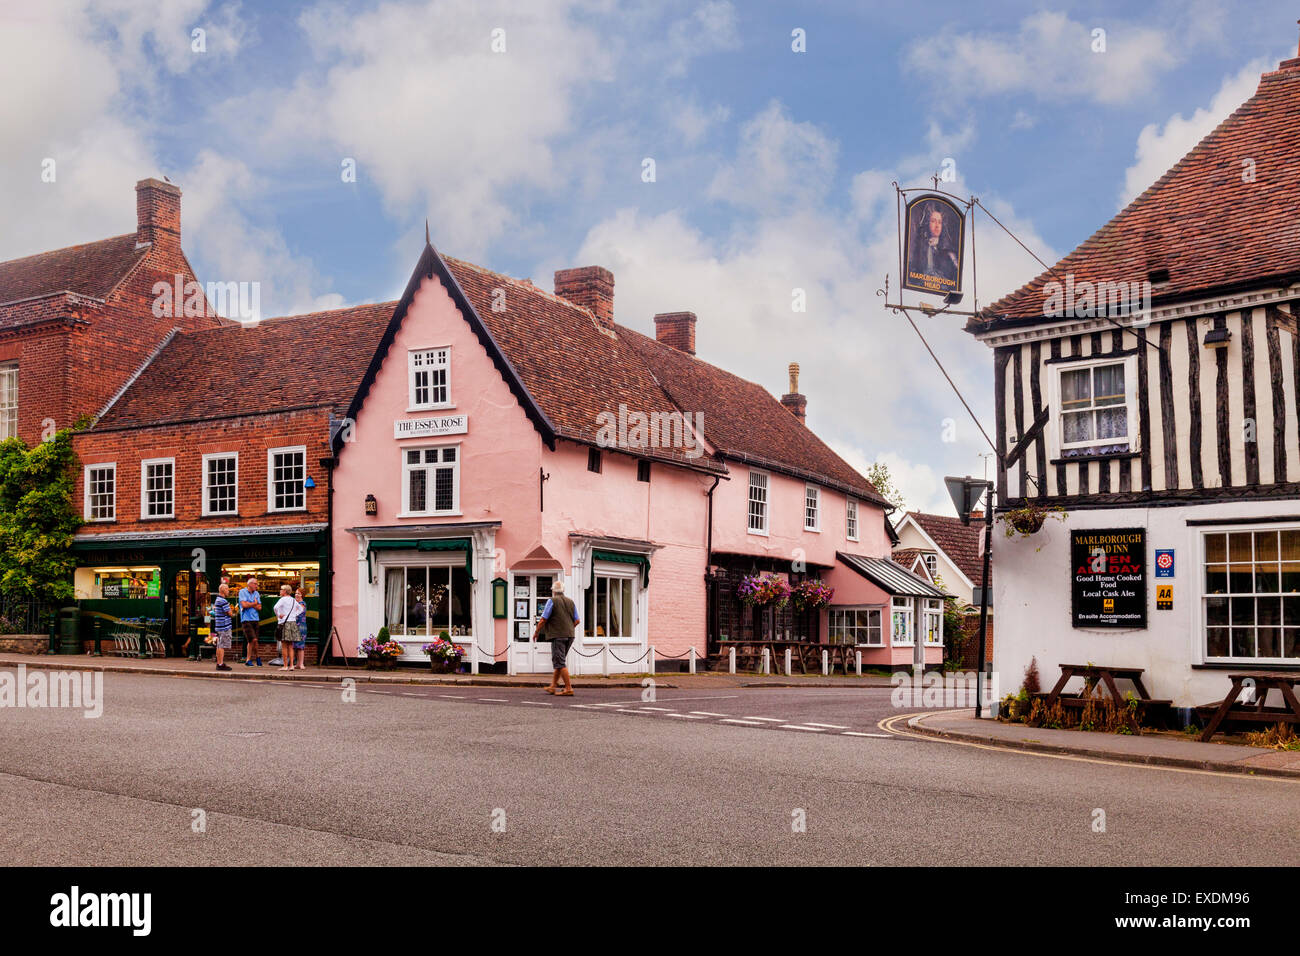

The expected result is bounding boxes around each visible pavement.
[909,710,1300,780]
[0,651,895,689]
[2,672,1298,865]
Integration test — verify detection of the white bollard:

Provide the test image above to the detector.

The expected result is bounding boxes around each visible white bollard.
[648,645,655,675]
[729,647,736,674]
[602,642,610,677]
[822,649,829,676]
[471,641,479,675]
[762,647,770,675]
[855,650,862,676]
[784,647,792,677]
[689,645,696,674]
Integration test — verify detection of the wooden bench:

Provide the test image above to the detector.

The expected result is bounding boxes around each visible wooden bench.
[1198,671,1300,741]
[1041,663,1172,730]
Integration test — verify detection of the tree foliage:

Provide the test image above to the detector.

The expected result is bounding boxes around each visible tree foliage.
[0,430,80,601]
[865,461,906,511]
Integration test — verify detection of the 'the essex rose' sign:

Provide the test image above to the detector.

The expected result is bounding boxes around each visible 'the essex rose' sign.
[394,414,468,439]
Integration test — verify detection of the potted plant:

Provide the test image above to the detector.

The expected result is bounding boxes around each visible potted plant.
[360,627,404,670]
[1000,502,1067,539]
[790,580,834,613]
[737,573,792,608]
[422,631,464,673]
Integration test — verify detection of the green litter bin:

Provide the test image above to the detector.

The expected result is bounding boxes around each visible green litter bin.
[58,607,81,655]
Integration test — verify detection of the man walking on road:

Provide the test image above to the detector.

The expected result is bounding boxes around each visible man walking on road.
[239,576,263,666]
[535,579,579,696]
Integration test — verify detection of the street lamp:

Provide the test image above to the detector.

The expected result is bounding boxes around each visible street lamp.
[945,475,994,718]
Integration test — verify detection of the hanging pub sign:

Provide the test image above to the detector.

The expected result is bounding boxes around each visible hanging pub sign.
[1070,528,1147,629]
[902,193,965,297]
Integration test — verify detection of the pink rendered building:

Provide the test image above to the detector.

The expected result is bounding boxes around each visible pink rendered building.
[328,240,944,673]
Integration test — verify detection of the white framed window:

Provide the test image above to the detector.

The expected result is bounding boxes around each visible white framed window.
[585,572,636,640]
[382,562,474,639]
[84,463,116,521]
[891,596,914,646]
[409,347,451,410]
[0,362,16,440]
[203,453,238,516]
[923,598,944,646]
[402,444,460,516]
[267,446,306,512]
[828,606,882,646]
[804,484,820,531]
[1052,355,1137,456]
[923,552,938,578]
[846,498,859,541]
[1202,527,1300,662]
[140,457,175,519]
[747,470,769,535]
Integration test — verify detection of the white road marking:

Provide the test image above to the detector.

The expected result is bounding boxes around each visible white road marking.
[802,722,849,729]
[521,701,553,706]
[616,709,646,714]
[478,698,508,702]
[602,694,741,705]
[842,732,892,738]
[721,719,765,726]
[742,717,784,722]
[666,713,707,719]
[780,725,826,732]
[689,711,728,717]
[439,695,465,699]
[639,707,675,712]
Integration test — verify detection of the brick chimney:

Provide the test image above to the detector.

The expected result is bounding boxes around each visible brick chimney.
[780,362,807,424]
[653,312,697,355]
[136,178,181,248]
[554,266,614,329]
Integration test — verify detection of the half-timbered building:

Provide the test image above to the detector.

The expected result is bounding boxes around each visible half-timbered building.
[967,49,1300,705]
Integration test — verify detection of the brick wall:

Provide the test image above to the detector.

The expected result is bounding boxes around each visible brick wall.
[955,614,994,671]
[72,409,332,532]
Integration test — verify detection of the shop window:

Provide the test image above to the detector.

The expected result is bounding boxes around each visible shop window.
[383,564,473,638]
[1203,528,1300,661]
[846,498,858,541]
[204,453,238,515]
[805,484,820,531]
[141,458,175,519]
[1055,357,1135,456]
[84,463,116,521]
[585,573,634,639]
[828,607,882,646]
[268,447,306,512]
[924,598,944,646]
[76,566,162,600]
[748,470,768,535]
[402,445,459,515]
[0,362,16,440]
[891,597,914,646]
[409,347,450,409]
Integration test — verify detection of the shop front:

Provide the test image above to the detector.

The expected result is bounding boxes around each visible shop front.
[823,552,947,670]
[71,525,329,658]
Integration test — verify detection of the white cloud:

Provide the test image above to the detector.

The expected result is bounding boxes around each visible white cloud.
[707,100,837,211]
[905,10,1180,106]
[1119,57,1268,206]
[664,0,741,77]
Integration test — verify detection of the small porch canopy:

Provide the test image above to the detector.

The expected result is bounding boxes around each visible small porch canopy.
[835,552,946,598]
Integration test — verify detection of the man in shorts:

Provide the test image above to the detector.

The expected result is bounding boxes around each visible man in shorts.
[534,579,580,696]
[238,576,263,666]
[211,582,235,671]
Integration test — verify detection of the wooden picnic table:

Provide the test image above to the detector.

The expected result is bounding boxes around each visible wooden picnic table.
[716,639,854,674]
[1199,671,1300,742]
[1044,663,1153,707]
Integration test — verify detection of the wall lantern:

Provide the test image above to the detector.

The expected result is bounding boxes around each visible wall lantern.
[1203,327,1231,350]
[364,494,378,516]
[491,577,508,619]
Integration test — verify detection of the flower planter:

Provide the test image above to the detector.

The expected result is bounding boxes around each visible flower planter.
[429,660,459,674]
[366,654,399,671]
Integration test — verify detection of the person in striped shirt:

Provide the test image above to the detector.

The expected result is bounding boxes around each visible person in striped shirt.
[211,583,234,671]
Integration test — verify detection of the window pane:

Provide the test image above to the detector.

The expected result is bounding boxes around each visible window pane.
[450,567,472,634]
[1092,363,1125,405]
[1258,627,1280,658]
[1228,562,1252,593]
[1095,406,1127,439]
[1205,596,1229,627]
[1060,368,1091,407]
[1228,532,1252,563]
[1205,564,1227,594]
[409,469,427,512]
[619,579,633,638]
[384,568,405,636]
[1204,533,1227,563]
[1061,411,1093,444]
[1282,562,1300,593]
[1284,628,1300,659]
[1230,597,1254,626]
[1206,627,1229,657]
[1258,597,1282,627]
[434,466,454,511]
[1232,629,1257,657]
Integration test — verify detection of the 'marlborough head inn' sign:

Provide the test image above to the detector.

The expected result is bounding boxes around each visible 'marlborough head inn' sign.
[1070,529,1147,629]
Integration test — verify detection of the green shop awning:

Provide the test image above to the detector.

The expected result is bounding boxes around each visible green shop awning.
[590,549,650,587]
[366,537,474,583]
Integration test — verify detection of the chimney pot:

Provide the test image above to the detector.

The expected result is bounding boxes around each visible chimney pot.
[554,266,614,329]
[781,361,807,424]
[653,311,697,355]
[135,177,181,248]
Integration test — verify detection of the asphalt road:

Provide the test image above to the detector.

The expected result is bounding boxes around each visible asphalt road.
[2,673,1298,866]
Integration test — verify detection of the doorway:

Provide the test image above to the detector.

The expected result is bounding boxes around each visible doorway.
[509,573,556,673]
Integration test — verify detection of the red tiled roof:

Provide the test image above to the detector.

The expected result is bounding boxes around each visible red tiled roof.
[973,57,1300,331]
[95,302,398,428]
[0,234,148,309]
[904,511,987,586]
[619,326,886,504]
[891,547,926,573]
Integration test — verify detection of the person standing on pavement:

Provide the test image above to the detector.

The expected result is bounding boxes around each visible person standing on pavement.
[535,579,580,696]
[211,582,234,671]
[238,576,263,666]
[292,587,308,670]
[272,584,298,672]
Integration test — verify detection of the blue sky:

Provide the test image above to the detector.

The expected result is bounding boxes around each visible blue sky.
[3,0,1297,512]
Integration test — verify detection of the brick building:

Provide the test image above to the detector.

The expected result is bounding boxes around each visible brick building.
[0,179,224,444]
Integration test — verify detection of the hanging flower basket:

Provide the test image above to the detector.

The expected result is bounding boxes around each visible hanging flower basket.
[1001,503,1067,538]
[737,573,791,608]
[790,580,834,613]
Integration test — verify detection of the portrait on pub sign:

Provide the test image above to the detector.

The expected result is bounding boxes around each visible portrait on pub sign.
[903,194,965,296]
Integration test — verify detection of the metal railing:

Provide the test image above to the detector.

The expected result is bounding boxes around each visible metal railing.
[0,595,56,635]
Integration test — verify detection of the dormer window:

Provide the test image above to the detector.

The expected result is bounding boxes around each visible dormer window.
[409,347,451,410]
